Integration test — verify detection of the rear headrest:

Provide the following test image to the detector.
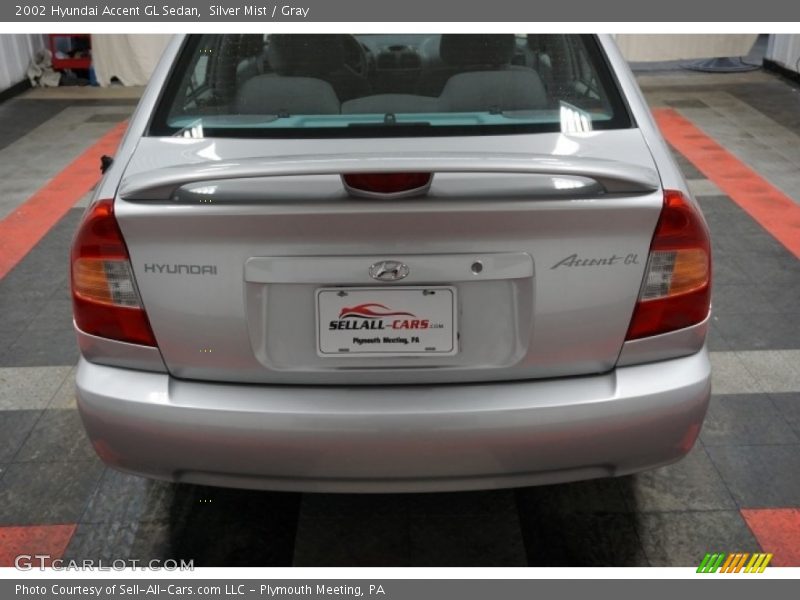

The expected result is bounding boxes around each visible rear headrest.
[267,34,346,75]
[439,70,548,113]
[439,34,516,67]
[238,34,265,59]
[236,75,340,115]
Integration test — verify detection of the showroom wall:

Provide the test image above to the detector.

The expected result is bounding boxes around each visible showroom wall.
[0,34,44,93]
[766,34,800,74]
[616,34,758,61]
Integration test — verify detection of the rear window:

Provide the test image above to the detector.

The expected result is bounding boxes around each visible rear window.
[150,34,633,138]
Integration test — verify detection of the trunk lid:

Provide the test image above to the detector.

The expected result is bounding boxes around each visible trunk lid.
[115,131,663,384]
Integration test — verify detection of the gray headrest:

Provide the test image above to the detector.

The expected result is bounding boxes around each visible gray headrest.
[267,34,346,75]
[238,34,265,59]
[236,75,340,115]
[440,71,548,112]
[439,34,516,67]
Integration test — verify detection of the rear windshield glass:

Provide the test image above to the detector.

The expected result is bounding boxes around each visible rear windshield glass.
[150,34,632,138]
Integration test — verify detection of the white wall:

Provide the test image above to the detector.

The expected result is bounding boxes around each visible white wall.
[92,34,171,87]
[0,34,45,93]
[766,35,800,74]
[616,34,757,62]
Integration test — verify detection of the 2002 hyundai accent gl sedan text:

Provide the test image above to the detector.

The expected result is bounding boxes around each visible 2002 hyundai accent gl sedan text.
[71,34,712,492]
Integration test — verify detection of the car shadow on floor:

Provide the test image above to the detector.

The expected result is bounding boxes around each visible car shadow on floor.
[67,442,758,566]
[69,439,757,567]
[149,476,647,567]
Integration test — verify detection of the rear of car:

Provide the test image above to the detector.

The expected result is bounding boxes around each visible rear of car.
[72,34,711,492]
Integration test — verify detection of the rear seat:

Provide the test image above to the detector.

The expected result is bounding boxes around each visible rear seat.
[341,94,441,114]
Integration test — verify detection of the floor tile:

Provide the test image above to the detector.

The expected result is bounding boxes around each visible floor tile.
[81,470,184,524]
[706,445,800,508]
[47,368,78,409]
[712,231,790,257]
[293,490,526,566]
[759,282,800,314]
[27,297,74,332]
[0,327,80,368]
[0,524,77,567]
[515,478,631,515]
[0,460,104,526]
[520,512,648,566]
[14,408,97,463]
[711,284,777,316]
[404,489,518,517]
[713,313,800,352]
[0,410,42,462]
[163,485,301,567]
[637,511,760,567]
[0,290,51,340]
[741,508,800,567]
[63,521,140,562]
[0,99,70,153]
[696,194,737,215]
[709,260,751,286]
[770,393,800,438]
[733,254,800,285]
[701,394,799,446]
[297,493,417,519]
[670,149,704,179]
[736,350,800,393]
[624,445,737,512]
[688,178,723,197]
[708,352,761,394]
[707,324,731,351]
[0,366,73,410]
[293,514,410,567]
[408,513,526,566]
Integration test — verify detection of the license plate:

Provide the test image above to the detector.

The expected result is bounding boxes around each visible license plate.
[316,287,457,357]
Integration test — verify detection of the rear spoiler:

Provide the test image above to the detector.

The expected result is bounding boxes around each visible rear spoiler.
[118,152,660,201]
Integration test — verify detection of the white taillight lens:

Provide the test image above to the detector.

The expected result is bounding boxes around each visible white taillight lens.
[639,248,709,301]
[73,259,141,307]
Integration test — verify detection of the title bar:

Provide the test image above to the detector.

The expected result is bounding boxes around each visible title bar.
[2,0,798,22]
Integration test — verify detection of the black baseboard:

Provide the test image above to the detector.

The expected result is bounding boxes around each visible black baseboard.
[763,58,800,86]
[0,78,32,105]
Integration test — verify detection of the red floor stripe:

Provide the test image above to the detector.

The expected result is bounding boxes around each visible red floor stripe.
[0,121,127,280]
[741,508,800,567]
[653,108,800,260]
[0,524,76,567]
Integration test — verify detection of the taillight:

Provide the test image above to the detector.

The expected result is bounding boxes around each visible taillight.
[342,172,432,197]
[625,190,712,340]
[70,199,157,346]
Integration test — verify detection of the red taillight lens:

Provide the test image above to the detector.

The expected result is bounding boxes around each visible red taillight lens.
[625,190,712,340]
[342,172,432,196]
[70,199,157,347]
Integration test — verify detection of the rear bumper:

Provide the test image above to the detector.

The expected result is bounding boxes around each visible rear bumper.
[76,348,711,493]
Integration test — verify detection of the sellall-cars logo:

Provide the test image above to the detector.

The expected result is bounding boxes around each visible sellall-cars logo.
[329,303,440,331]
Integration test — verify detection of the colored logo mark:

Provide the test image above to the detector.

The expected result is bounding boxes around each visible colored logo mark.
[697,552,773,573]
[339,303,415,319]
